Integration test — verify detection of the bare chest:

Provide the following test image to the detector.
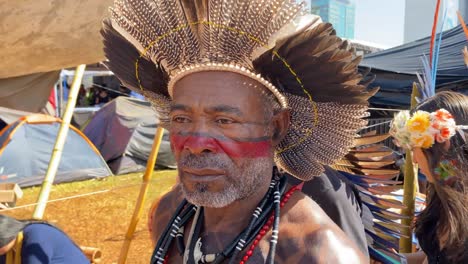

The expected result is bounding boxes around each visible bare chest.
[163,229,272,264]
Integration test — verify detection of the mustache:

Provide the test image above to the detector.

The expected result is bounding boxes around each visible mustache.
[178,153,232,170]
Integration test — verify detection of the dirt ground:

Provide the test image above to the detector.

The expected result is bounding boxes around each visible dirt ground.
[2,170,177,264]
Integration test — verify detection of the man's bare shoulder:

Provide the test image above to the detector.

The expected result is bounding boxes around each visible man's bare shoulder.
[281,191,330,226]
[150,184,184,243]
[275,190,366,264]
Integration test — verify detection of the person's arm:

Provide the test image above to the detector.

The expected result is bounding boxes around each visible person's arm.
[21,224,90,264]
[21,227,55,264]
[290,168,369,258]
[276,223,367,264]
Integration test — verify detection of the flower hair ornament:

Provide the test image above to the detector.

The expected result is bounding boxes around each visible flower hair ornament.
[390,108,468,150]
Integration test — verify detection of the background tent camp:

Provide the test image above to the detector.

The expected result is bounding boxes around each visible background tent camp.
[83,97,176,175]
[0,114,112,187]
[360,24,468,108]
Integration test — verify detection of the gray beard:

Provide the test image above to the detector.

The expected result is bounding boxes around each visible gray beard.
[179,155,272,208]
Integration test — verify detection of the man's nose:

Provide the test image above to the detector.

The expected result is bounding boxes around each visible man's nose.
[183,135,219,155]
[181,118,220,154]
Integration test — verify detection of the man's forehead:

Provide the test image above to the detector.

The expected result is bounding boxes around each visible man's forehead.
[170,103,243,116]
[171,71,267,108]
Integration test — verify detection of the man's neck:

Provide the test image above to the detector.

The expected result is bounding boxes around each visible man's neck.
[202,178,271,235]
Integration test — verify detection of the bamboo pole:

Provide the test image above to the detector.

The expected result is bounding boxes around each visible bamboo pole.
[118,127,165,264]
[80,246,102,263]
[399,83,420,253]
[32,64,86,219]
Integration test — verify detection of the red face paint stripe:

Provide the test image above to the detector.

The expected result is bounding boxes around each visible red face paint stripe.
[170,134,271,158]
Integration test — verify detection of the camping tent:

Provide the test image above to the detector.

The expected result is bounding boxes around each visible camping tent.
[360,25,468,107]
[0,107,35,131]
[0,114,112,187]
[83,97,176,174]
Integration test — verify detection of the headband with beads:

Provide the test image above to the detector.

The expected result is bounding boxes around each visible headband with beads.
[168,63,288,108]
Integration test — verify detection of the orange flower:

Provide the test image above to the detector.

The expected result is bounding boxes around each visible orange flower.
[413,134,434,149]
[407,111,431,133]
[434,109,453,121]
[440,127,451,138]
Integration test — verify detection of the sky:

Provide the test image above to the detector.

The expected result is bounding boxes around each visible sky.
[354,0,406,48]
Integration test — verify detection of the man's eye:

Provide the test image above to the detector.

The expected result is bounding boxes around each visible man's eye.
[215,118,234,125]
[173,116,191,123]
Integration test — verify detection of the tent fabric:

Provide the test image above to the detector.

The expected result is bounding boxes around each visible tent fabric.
[360,25,468,107]
[0,107,35,131]
[73,107,100,129]
[0,107,34,125]
[83,97,176,174]
[0,115,112,187]
[0,71,59,112]
[0,0,113,79]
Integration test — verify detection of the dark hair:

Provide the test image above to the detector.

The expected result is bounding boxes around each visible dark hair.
[413,91,468,262]
[0,215,31,247]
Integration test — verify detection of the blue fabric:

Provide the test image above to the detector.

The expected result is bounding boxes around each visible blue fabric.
[359,25,468,107]
[0,121,112,187]
[62,81,69,102]
[129,91,145,100]
[0,224,89,264]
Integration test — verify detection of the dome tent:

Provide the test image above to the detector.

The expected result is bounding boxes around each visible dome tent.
[0,114,112,187]
[83,97,176,174]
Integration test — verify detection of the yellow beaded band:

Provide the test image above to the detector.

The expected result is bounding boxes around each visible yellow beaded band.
[167,62,288,108]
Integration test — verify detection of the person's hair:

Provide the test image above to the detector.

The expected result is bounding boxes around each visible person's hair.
[412,91,468,262]
[0,215,49,248]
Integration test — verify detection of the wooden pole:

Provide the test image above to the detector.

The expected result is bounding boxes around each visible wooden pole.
[118,127,165,264]
[399,83,420,253]
[80,246,102,263]
[32,64,86,219]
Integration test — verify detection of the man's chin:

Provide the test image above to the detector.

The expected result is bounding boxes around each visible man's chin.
[181,185,237,208]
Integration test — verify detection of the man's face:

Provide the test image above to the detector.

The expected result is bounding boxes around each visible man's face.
[170,71,276,208]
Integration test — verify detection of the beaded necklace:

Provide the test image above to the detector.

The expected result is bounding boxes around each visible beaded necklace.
[150,172,300,264]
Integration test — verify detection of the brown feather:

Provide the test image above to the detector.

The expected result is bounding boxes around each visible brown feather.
[101,19,169,97]
[254,22,374,105]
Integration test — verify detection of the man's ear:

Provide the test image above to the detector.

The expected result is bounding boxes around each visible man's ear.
[271,109,290,146]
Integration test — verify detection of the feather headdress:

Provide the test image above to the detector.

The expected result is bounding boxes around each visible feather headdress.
[102,0,377,181]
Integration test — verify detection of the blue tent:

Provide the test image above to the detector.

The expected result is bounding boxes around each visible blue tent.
[360,25,468,107]
[0,114,112,187]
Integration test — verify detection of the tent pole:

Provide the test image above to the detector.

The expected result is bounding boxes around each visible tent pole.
[32,64,86,220]
[118,127,165,264]
[399,83,420,253]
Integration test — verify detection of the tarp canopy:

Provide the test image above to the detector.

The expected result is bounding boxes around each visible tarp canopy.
[0,115,112,187]
[0,71,59,112]
[360,25,468,107]
[83,97,176,174]
[0,0,113,79]
[0,107,34,126]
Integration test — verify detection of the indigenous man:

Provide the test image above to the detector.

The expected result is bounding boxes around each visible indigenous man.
[102,0,377,263]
